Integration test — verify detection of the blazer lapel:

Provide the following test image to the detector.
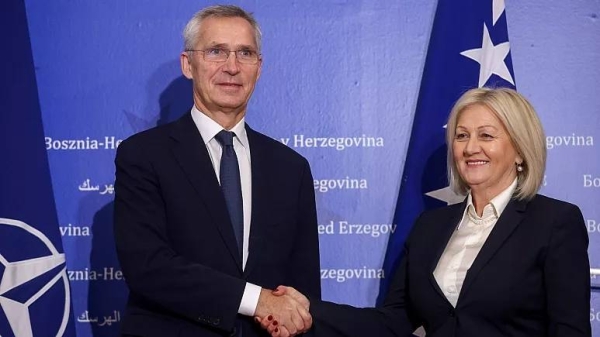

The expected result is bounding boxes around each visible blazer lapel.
[169,114,243,270]
[428,202,467,303]
[243,125,268,277]
[457,198,527,301]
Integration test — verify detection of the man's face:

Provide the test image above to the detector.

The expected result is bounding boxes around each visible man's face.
[181,16,261,116]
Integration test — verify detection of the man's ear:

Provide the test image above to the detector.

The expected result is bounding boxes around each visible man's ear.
[180,52,194,79]
[256,58,262,80]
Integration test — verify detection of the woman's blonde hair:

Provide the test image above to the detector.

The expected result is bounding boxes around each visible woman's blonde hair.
[446,87,546,200]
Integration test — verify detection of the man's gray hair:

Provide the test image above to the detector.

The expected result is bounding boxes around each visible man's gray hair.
[183,5,262,51]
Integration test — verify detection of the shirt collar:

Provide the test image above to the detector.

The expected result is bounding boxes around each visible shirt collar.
[190,106,248,148]
[459,178,518,228]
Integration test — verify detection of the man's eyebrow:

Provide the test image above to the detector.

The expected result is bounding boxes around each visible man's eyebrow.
[235,44,258,51]
[203,42,257,51]
[204,42,228,48]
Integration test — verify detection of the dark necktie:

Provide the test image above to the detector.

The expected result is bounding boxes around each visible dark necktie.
[214,130,244,261]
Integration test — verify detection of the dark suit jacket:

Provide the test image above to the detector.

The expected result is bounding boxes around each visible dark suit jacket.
[312,194,590,337]
[114,113,321,337]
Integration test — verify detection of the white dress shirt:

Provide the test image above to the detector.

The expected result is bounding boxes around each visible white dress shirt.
[191,107,261,316]
[433,179,517,307]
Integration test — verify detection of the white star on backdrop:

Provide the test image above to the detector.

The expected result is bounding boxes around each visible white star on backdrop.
[460,24,514,88]
[493,0,506,25]
[424,124,464,206]
[426,186,465,205]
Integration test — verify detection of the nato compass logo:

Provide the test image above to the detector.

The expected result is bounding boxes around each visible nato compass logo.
[0,218,71,337]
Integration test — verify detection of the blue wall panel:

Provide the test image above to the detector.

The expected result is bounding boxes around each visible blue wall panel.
[21,0,600,335]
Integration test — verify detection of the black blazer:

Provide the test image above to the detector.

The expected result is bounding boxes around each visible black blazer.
[114,113,321,337]
[312,194,590,337]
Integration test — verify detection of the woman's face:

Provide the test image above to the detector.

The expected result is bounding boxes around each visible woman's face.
[452,104,522,197]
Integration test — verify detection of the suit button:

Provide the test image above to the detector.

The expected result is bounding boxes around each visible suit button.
[212,318,220,325]
[449,310,455,317]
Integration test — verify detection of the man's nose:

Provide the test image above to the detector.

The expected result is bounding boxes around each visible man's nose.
[222,51,240,74]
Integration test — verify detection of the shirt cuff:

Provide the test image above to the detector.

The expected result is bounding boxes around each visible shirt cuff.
[238,282,261,316]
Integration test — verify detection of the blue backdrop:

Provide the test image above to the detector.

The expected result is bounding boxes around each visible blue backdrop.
[17,0,600,336]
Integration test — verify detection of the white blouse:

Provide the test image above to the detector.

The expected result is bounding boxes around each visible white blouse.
[433,179,517,307]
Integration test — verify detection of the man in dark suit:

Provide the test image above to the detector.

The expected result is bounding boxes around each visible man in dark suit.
[114,5,321,337]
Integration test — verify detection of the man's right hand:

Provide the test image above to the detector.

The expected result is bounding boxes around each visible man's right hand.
[255,287,312,337]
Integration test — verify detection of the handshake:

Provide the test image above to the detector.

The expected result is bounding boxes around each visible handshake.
[254,286,312,337]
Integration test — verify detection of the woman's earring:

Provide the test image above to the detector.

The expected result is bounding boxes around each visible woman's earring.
[516,163,524,172]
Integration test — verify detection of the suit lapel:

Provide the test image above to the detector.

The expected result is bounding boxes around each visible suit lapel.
[169,114,243,270]
[243,125,268,277]
[457,198,527,301]
[428,202,466,303]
